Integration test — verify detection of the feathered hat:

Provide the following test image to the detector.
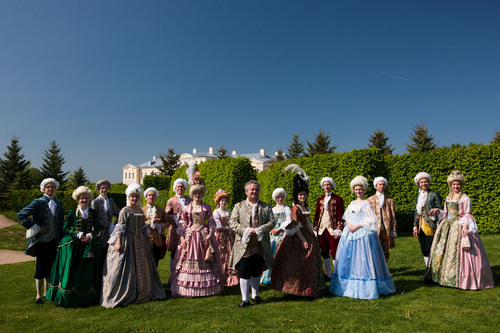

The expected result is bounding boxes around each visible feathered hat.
[186,161,206,197]
[282,164,309,204]
[214,189,230,206]
[447,170,465,186]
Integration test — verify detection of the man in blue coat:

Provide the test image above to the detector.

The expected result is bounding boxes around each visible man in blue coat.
[17,178,64,305]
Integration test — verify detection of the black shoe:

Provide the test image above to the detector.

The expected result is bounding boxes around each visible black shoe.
[238,300,251,308]
[35,298,43,305]
[252,296,264,305]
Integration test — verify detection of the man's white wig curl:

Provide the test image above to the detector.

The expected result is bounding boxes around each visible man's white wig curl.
[373,177,388,188]
[272,188,287,202]
[414,172,432,186]
[320,177,335,189]
[40,178,60,192]
[172,178,188,192]
[144,187,159,199]
[350,176,369,193]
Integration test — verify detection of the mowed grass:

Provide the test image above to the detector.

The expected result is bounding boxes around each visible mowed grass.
[0,234,498,332]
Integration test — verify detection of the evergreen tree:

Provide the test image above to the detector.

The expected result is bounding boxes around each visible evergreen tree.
[305,128,337,156]
[40,141,69,186]
[68,166,89,189]
[0,137,31,191]
[287,133,305,159]
[491,130,500,145]
[217,146,229,159]
[274,148,286,162]
[158,148,180,176]
[0,137,31,209]
[406,122,438,153]
[368,129,394,155]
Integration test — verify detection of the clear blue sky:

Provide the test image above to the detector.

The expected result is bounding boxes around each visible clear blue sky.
[1,1,499,184]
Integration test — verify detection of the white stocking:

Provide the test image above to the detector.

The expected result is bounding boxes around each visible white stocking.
[424,256,429,266]
[239,278,250,302]
[250,276,260,298]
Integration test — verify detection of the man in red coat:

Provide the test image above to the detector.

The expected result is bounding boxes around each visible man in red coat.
[313,177,344,279]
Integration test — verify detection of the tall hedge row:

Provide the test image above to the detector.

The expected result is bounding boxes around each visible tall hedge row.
[257,148,387,218]
[167,158,257,210]
[143,175,171,191]
[386,145,500,233]
[10,189,126,216]
[9,146,499,233]
[258,145,500,234]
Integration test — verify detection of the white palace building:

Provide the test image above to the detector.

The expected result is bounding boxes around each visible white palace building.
[122,147,278,185]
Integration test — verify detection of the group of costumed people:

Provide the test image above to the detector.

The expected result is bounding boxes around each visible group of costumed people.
[16,165,494,308]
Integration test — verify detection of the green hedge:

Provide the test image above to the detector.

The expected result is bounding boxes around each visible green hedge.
[257,148,387,217]
[387,145,500,233]
[168,158,257,210]
[10,189,127,217]
[143,175,171,191]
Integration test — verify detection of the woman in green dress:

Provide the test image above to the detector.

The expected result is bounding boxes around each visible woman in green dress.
[46,186,103,307]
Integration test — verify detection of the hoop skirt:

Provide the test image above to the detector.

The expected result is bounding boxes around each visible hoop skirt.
[46,208,103,307]
[271,205,325,297]
[424,195,494,290]
[330,201,395,299]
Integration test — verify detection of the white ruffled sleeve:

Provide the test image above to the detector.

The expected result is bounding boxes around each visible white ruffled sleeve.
[458,195,478,233]
[361,203,379,232]
[280,206,292,230]
[342,202,353,224]
[213,210,223,229]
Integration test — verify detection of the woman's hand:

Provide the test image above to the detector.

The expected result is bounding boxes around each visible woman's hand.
[302,241,309,250]
[115,242,122,253]
[462,225,469,237]
[270,228,280,236]
[347,222,358,233]
[429,208,439,216]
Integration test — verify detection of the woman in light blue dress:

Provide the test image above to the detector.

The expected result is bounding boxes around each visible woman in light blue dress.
[330,176,395,299]
[261,188,291,285]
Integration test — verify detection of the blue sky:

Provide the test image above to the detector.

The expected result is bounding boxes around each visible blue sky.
[1,1,499,183]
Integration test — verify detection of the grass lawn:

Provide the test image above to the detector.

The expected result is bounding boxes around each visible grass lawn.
[0,233,498,332]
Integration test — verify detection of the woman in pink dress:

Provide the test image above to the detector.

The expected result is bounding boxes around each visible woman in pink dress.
[425,170,494,290]
[170,169,225,297]
[213,189,239,286]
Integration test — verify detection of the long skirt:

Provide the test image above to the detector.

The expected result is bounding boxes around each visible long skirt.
[46,237,103,307]
[330,228,395,299]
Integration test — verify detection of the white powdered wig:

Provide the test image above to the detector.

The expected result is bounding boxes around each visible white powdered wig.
[40,178,60,192]
[126,183,142,206]
[72,186,93,201]
[144,187,159,199]
[414,172,431,186]
[320,177,335,189]
[172,178,188,192]
[350,176,368,192]
[272,188,287,202]
[373,177,388,188]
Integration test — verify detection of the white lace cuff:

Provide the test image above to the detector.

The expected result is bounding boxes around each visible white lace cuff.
[285,224,302,236]
[26,224,41,238]
[332,229,342,237]
[86,233,92,240]
[77,231,84,239]
[242,227,253,244]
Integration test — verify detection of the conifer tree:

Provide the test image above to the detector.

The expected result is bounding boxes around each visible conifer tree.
[368,129,394,155]
[158,148,180,176]
[406,122,438,153]
[491,130,500,145]
[68,166,89,189]
[274,148,286,162]
[287,133,305,159]
[40,141,69,186]
[0,137,32,208]
[217,146,229,159]
[306,128,337,156]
